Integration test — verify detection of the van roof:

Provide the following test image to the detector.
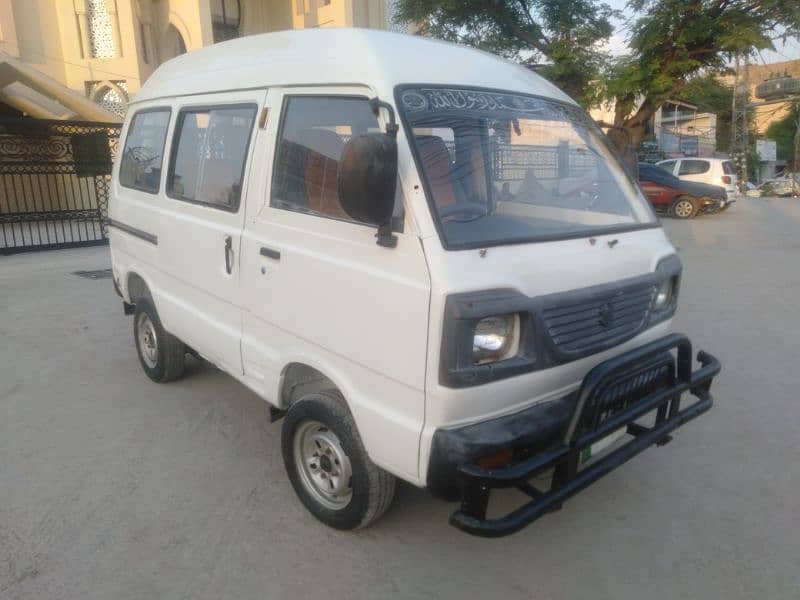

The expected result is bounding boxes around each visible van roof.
[132,28,574,106]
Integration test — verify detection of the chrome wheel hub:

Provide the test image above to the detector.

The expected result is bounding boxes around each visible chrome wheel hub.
[293,420,353,510]
[137,313,158,368]
[675,200,693,218]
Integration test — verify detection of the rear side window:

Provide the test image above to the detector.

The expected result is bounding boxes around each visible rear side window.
[679,160,710,175]
[722,161,734,174]
[167,105,257,211]
[119,109,170,193]
[271,96,383,222]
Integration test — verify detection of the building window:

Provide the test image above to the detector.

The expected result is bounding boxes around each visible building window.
[97,87,126,116]
[164,24,187,59]
[87,81,128,117]
[87,0,117,58]
[212,0,241,43]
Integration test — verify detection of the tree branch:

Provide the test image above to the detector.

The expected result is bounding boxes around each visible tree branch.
[492,0,551,53]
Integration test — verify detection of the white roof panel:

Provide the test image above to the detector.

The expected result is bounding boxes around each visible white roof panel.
[132,28,575,106]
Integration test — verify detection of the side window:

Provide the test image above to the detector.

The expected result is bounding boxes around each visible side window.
[271,95,403,227]
[679,159,710,175]
[119,109,170,193]
[167,105,257,210]
[722,160,734,175]
[658,160,677,174]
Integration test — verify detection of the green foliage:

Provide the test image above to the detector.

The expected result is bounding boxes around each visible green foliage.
[394,0,800,155]
[766,104,800,166]
[393,0,617,106]
[679,75,733,115]
[676,74,734,150]
[608,0,800,124]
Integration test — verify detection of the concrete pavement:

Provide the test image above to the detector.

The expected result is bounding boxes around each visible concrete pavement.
[1,197,799,599]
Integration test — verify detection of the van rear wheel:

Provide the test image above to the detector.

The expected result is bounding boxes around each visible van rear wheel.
[133,298,185,383]
[282,391,395,530]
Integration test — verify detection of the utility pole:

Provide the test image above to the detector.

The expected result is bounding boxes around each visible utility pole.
[794,109,800,197]
[731,55,750,191]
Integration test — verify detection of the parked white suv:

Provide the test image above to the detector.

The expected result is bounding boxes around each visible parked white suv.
[657,157,738,199]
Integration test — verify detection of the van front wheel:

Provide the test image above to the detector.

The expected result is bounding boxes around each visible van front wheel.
[282,391,395,530]
[133,298,185,383]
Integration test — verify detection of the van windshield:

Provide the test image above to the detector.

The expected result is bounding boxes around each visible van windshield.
[397,86,657,249]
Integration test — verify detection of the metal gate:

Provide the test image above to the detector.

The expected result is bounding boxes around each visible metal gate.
[0,118,121,254]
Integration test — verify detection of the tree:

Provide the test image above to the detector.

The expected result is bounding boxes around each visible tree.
[393,0,617,107]
[677,74,733,151]
[603,0,800,154]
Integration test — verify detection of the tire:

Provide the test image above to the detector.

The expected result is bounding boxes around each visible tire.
[282,391,396,530]
[671,196,698,219]
[133,297,185,383]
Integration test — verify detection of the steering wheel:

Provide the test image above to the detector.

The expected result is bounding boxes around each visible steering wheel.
[124,146,158,165]
[438,202,489,222]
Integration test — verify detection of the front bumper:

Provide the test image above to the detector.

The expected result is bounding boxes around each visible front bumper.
[699,197,723,213]
[428,333,720,537]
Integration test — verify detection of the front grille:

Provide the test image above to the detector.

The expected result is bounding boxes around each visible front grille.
[542,282,656,356]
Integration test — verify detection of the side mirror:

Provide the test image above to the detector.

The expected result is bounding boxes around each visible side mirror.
[338,132,398,247]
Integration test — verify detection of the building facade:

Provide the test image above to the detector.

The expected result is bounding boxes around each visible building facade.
[0,0,401,121]
[723,58,800,136]
[589,99,718,159]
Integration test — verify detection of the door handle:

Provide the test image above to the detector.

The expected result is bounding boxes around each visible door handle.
[224,235,234,274]
[259,246,280,260]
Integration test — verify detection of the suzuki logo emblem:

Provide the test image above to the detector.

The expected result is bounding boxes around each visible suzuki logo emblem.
[598,302,615,328]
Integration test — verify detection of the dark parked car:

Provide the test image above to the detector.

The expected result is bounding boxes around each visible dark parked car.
[638,162,730,219]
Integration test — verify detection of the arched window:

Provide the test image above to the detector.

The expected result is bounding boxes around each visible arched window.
[86,0,117,58]
[89,81,129,117]
[212,0,241,43]
[96,86,126,117]
[163,24,188,60]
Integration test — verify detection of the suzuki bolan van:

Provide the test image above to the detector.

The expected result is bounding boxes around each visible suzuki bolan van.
[108,29,720,537]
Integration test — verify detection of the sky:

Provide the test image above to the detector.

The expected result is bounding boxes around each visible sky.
[602,0,800,64]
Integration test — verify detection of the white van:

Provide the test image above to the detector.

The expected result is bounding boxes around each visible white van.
[109,29,720,537]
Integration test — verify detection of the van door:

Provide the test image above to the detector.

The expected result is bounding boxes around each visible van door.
[239,88,430,480]
[156,90,264,375]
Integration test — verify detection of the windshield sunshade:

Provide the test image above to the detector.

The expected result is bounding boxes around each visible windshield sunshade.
[397,87,657,249]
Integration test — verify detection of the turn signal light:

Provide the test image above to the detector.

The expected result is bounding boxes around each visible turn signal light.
[477,448,515,469]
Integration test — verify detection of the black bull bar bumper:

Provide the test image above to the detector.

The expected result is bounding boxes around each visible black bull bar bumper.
[448,333,720,537]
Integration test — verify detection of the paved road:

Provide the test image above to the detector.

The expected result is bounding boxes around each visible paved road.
[1,198,799,599]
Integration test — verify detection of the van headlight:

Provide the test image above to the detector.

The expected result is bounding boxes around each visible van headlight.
[654,277,675,310]
[473,314,518,364]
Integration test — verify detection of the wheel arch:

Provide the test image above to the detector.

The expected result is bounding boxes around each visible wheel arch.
[278,361,343,410]
[126,271,152,303]
[274,357,421,484]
